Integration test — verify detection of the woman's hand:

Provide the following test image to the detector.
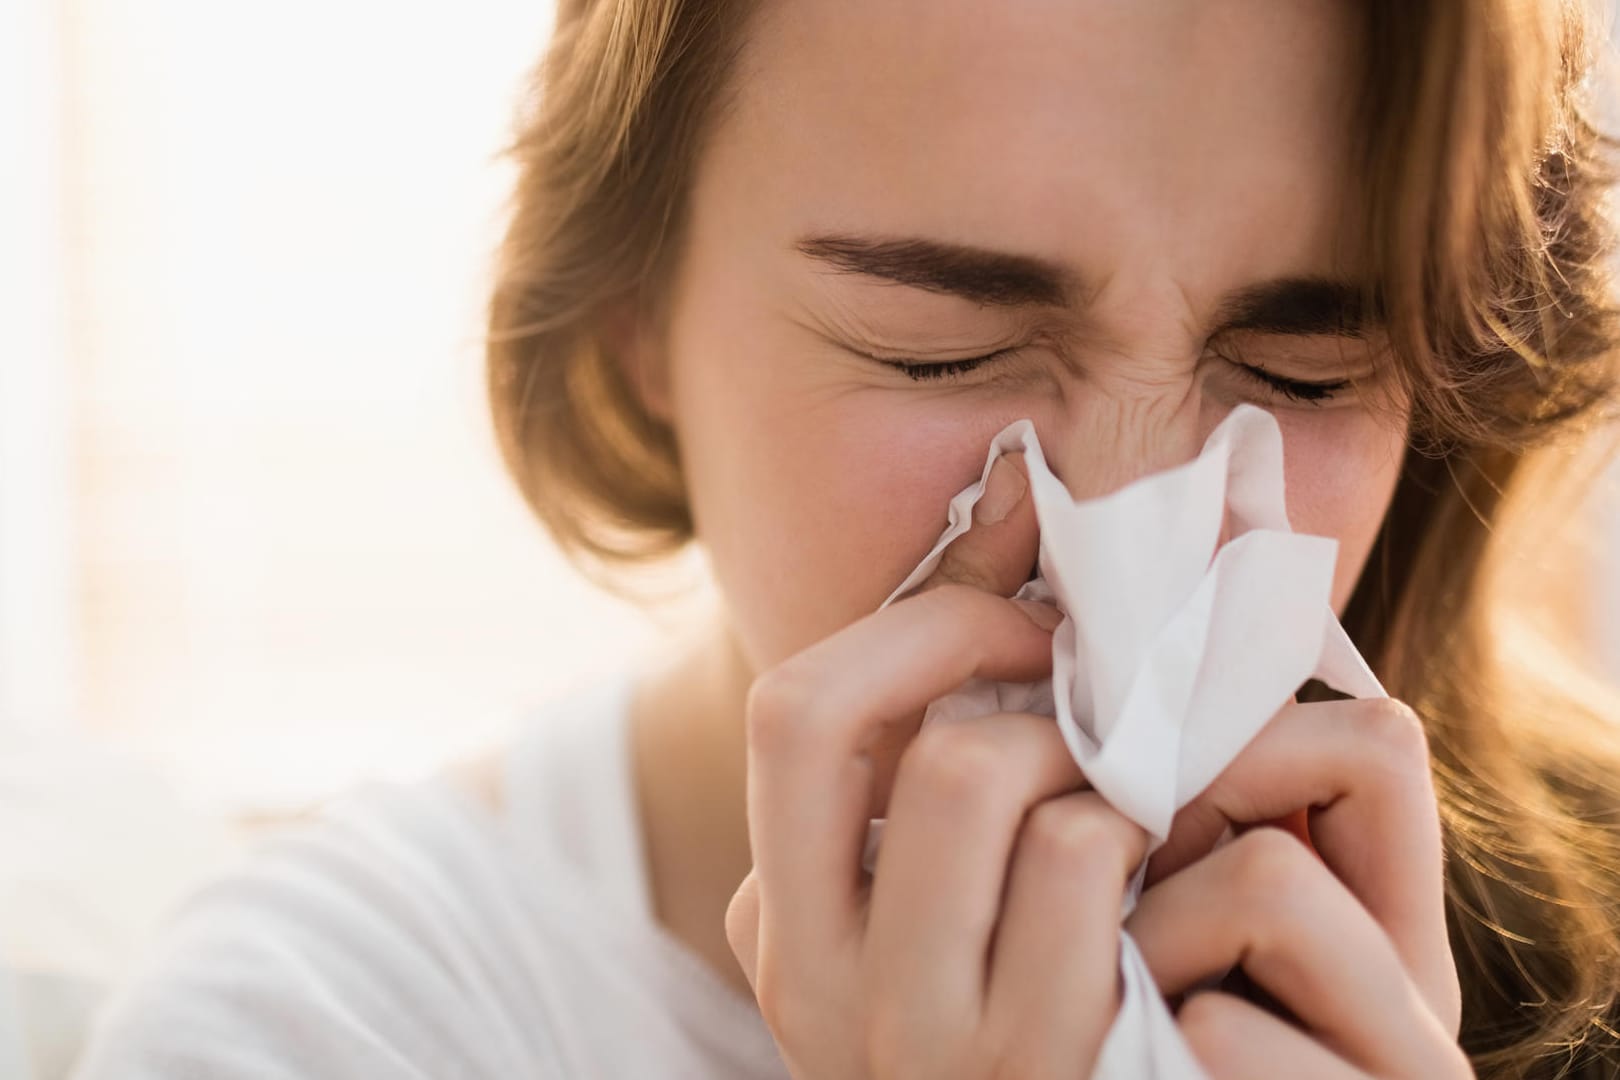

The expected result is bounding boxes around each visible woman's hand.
[1129,697,1472,1077]
[725,455,1151,1078]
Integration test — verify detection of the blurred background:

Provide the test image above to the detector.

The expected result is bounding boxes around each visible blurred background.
[3,2,1620,1076]
[1,5,675,1069]
[0,0,675,814]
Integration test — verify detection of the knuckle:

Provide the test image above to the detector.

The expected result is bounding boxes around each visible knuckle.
[1022,796,1143,880]
[745,664,821,753]
[1222,828,1335,959]
[903,722,1012,806]
[1356,697,1435,788]
[1176,992,1241,1061]
[1226,825,1317,910]
[1362,697,1429,756]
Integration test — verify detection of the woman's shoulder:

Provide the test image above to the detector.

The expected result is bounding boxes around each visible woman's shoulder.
[69,676,645,1080]
[69,774,558,1078]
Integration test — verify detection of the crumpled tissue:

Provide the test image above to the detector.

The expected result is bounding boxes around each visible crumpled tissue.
[866,403,1386,1079]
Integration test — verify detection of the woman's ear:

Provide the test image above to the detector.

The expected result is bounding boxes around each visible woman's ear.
[601,296,673,422]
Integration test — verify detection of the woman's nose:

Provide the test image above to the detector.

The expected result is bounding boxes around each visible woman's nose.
[1037,392,1209,504]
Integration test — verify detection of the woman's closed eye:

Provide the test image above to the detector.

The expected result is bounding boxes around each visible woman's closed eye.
[862,347,1354,406]
[1230,363,1352,405]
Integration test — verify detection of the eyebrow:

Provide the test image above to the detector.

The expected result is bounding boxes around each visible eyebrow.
[795,234,1075,307]
[794,232,1382,337]
[1213,277,1383,338]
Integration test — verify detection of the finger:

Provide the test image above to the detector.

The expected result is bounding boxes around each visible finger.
[981,790,1148,1073]
[863,714,1094,1024]
[1176,992,1366,1080]
[1142,693,1300,887]
[724,870,762,992]
[1128,827,1456,1076]
[745,585,1058,979]
[1142,696,1456,1030]
[914,453,1041,598]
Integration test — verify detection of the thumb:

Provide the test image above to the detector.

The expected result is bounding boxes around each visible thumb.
[917,452,1040,598]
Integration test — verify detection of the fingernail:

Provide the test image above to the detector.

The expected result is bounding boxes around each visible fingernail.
[1012,598,1064,632]
[975,455,1026,525]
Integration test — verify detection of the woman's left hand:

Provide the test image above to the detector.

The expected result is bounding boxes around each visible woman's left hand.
[1125,695,1472,1078]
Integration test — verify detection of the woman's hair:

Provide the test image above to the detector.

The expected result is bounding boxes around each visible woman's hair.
[486,1,1620,1074]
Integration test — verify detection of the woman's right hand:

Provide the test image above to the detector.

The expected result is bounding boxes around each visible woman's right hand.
[725,455,1150,1078]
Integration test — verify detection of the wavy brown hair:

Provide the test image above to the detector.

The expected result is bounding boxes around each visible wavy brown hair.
[487,1,1620,1074]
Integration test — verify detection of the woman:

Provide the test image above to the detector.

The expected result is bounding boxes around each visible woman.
[74,0,1620,1077]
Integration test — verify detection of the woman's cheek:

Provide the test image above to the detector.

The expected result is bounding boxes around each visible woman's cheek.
[1272,407,1407,614]
[696,389,1020,670]
[791,405,1019,650]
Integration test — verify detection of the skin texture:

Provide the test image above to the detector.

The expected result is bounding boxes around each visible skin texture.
[604,0,1469,1075]
[649,0,1408,675]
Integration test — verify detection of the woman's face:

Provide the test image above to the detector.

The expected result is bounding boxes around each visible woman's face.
[648,0,1411,674]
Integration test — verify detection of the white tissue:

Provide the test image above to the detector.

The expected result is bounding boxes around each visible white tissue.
[868,403,1386,1079]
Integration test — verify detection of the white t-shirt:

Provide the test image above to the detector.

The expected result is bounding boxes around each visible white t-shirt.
[70,677,790,1079]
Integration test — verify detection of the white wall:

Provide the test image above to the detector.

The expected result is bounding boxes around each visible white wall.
[0,0,79,737]
[29,0,674,811]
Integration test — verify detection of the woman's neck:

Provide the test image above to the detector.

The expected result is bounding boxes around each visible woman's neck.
[627,614,759,999]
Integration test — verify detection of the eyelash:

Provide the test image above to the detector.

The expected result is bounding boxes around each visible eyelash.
[878,352,1351,405]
